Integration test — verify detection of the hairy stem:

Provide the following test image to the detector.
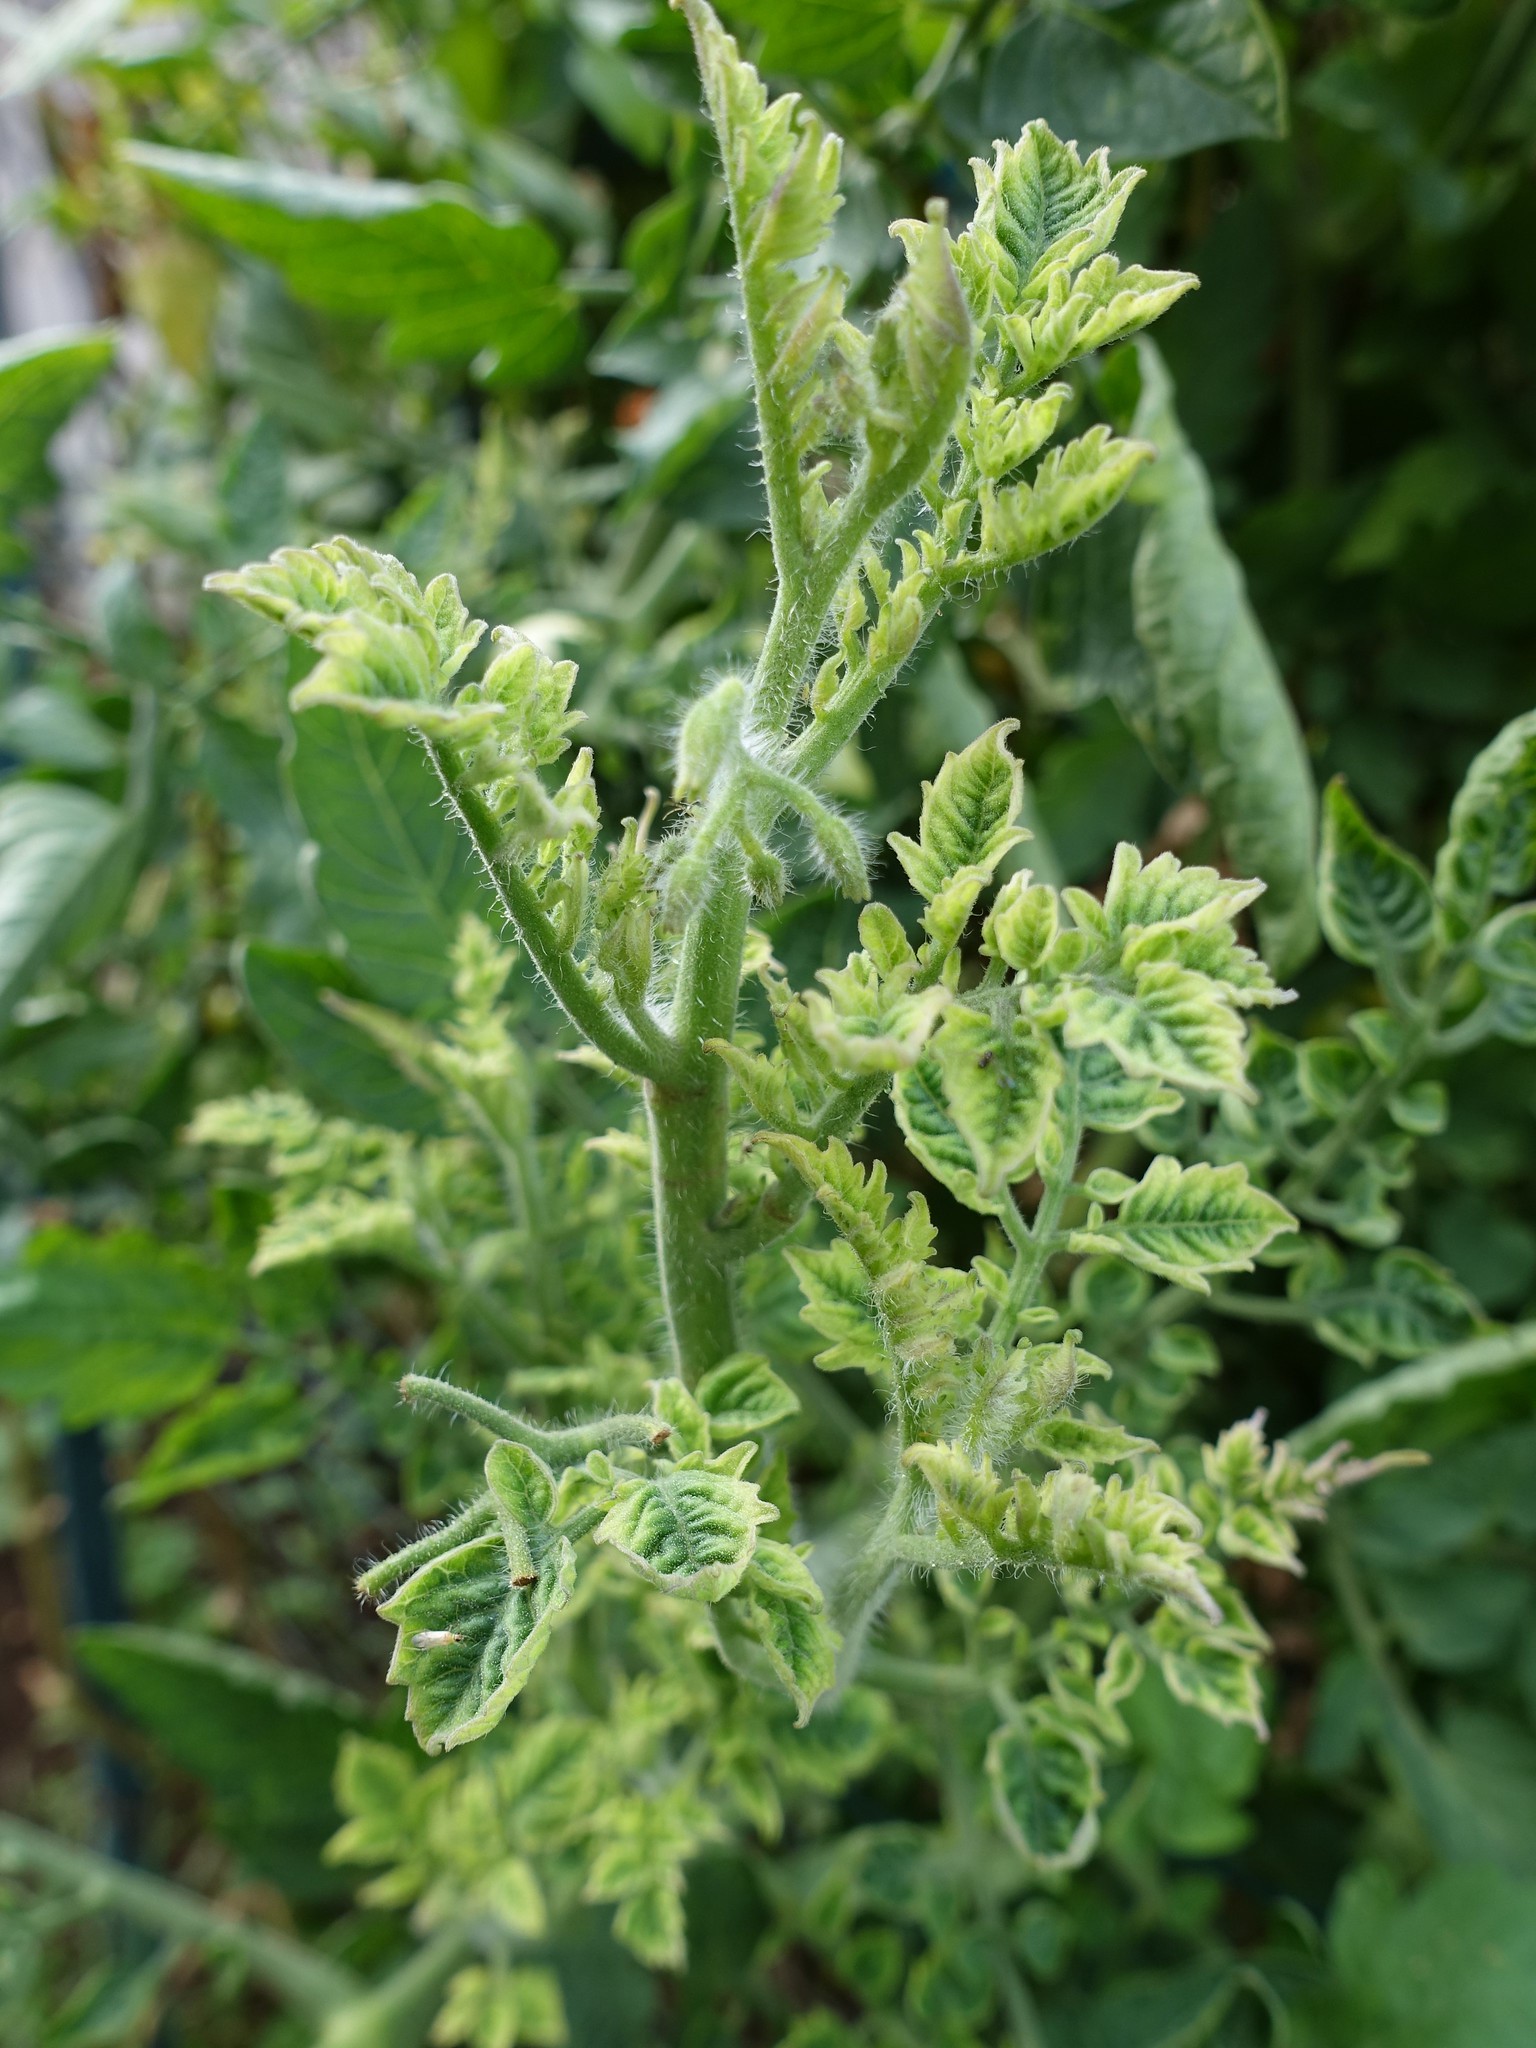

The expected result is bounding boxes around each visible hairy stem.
[1001,1055,1084,1324]
[399,1375,664,1463]
[0,1813,357,2020]
[648,863,750,1380]
[422,738,679,1083]
[355,1497,497,1599]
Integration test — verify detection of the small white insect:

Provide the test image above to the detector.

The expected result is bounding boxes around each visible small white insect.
[411,1630,463,1650]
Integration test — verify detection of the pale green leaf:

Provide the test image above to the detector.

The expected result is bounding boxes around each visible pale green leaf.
[888,719,1027,902]
[1435,708,1536,939]
[986,1718,1102,1872]
[0,781,124,1020]
[696,1355,800,1438]
[1068,1155,1293,1292]
[1059,961,1250,1099]
[930,1005,1062,1201]
[594,1465,778,1600]
[1476,904,1536,1044]
[1318,778,1434,968]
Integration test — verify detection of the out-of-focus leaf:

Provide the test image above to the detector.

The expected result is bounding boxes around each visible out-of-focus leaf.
[237,941,441,1132]
[115,1378,316,1510]
[1124,344,1318,976]
[0,0,129,98]
[0,1228,243,1425]
[0,781,124,1022]
[72,1624,368,1897]
[727,0,905,80]
[123,146,578,384]
[0,325,116,562]
[1289,1322,1536,1456]
[285,706,489,1017]
[0,686,120,772]
[972,0,1287,163]
[1328,1861,1536,2045]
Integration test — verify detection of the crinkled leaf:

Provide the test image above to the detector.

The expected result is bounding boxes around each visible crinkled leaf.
[1435,708,1536,938]
[1075,1044,1183,1131]
[929,1005,1062,1201]
[594,1465,778,1600]
[1069,1155,1293,1293]
[1475,903,1536,1044]
[785,1241,888,1377]
[1059,961,1250,1099]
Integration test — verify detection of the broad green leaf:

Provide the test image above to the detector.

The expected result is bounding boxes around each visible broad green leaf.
[1125,345,1318,976]
[930,1005,1062,1201]
[286,706,489,1016]
[0,324,117,562]
[1069,1155,1293,1292]
[0,782,124,1021]
[594,1464,778,1600]
[1303,1248,1482,1366]
[1435,709,1536,939]
[696,1355,800,1438]
[0,1228,242,1425]
[115,1378,315,1510]
[977,0,1287,162]
[1318,778,1434,968]
[726,0,905,78]
[380,1442,575,1754]
[889,720,1027,902]
[1288,1322,1536,1458]
[1476,904,1536,1043]
[1058,961,1250,1099]
[72,1625,364,1897]
[237,942,441,1132]
[986,1718,1102,1872]
[124,145,577,383]
[1328,1863,1536,2048]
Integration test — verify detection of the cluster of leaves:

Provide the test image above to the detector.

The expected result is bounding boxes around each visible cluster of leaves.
[1,2,1535,2048]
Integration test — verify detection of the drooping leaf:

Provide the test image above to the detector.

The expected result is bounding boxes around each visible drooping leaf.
[237,942,442,1132]
[115,1378,315,1510]
[0,782,124,1021]
[379,1441,575,1754]
[0,1228,242,1425]
[0,324,117,562]
[1124,344,1318,976]
[976,0,1287,163]
[71,1625,365,1897]
[594,1464,778,1600]
[1069,1155,1293,1292]
[1318,779,1435,969]
[986,1717,1102,1872]
[124,145,577,383]
[285,706,489,1016]
[728,1555,839,1726]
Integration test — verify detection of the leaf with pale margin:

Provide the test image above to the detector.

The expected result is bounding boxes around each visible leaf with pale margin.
[1058,961,1250,1099]
[785,1242,887,1377]
[889,719,1027,902]
[986,1717,1102,1873]
[1475,904,1536,1044]
[930,1005,1062,1203]
[1069,1156,1293,1293]
[1318,779,1434,969]
[1075,1045,1183,1132]
[378,1442,574,1754]
[1124,345,1317,976]
[1435,708,1536,939]
[594,1464,778,1600]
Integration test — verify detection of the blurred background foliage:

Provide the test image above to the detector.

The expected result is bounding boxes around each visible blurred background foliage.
[0,1,1534,2044]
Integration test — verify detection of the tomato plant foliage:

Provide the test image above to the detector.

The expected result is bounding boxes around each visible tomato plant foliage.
[0,1,1534,2045]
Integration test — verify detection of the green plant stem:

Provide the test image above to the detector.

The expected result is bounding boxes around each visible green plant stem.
[1001,1056,1083,1324]
[0,1813,357,2020]
[355,1497,497,1599]
[832,1470,925,1673]
[398,1374,664,1462]
[648,863,750,1380]
[317,1927,482,2048]
[422,738,679,1083]
[860,1648,994,1699]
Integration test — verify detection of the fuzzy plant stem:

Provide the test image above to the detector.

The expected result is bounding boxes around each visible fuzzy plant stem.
[355,1497,497,1601]
[647,861,750,1381]
[398,1374,665,1462]
[0,1812,358,2021]
[1001,1053,1084,1323]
